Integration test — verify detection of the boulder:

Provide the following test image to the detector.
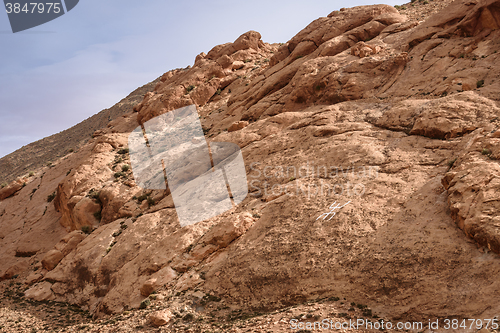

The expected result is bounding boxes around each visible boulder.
[149,309,173,327]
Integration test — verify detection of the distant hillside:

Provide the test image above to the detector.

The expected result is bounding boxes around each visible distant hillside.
[0,77,160,184]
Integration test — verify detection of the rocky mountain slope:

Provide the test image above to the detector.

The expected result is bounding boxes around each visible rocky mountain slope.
[1,0,500,331]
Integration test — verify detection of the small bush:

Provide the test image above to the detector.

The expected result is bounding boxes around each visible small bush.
[215,88,222,95]
[137,194,148,202]
[186,85,195,93]
[147,196,155,206]
[243,59,251,63]
[66,169,72,176]
[477,80,484,88]
[447,158,457,168]
[394,4,400,9]
[47,192,56,203]
[423,0,429,4]
[482,148,491,156]
[81,226,92,234]
[114,172,125,178]
[117,148,129,155]
[28,171,34,177]
[93,211,102,222]
[139,298,151,309]
[1,183,6,188]
[121,164,130,172]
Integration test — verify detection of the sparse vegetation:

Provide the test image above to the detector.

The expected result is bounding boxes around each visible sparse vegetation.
[1,183,6,188]
[81,226,92,234]
[136,194,148,203]
[186,85,196,93]
[47,192,56,202]
[215,88,222,95]
[147,196,155,207]
[482,148,491,156]
[114,172,125,178]
[93,211,102,222]
[139,298,151,309]
[28,171,34,177]
[477,79,484,88]
[117,148,129,155]
[121,164,130,172]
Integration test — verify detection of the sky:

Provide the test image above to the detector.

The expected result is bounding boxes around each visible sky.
[0,0,402,158]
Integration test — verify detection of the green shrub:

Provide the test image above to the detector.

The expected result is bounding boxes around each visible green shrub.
[117,148,129,155]
[121,164,130,172]
[482,148,491,155]
[147,196,155,206]
[447,158,457,168]
[93,211,102,222]
[215,88,222,95]
[137,194,148,202]
[47,192,56,203]
[186,85,195,93]
[1,183,6,188]
[28,171,34,177]
[477,80,484,88]
[139,298,150,309]
[81,226,92,234]
[114,172,125,178]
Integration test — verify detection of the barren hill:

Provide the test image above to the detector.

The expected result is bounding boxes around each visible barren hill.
[1,0,500,332]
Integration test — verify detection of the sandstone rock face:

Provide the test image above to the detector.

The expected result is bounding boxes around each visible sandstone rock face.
[0,181,23,200]
[136,31,277,125]
[3,0,500,324]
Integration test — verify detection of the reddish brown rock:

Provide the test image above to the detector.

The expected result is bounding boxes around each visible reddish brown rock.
[149,309,173,327]
[0,181,23,200]
[227,120,249,132]
[41,249,65,271]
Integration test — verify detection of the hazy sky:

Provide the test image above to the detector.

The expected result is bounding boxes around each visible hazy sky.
[0,0,402,158]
